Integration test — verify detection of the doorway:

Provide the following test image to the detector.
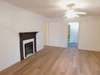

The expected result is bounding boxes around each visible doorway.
[68,22,79,48]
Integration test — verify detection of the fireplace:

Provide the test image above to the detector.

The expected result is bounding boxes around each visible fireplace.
[19,32,37,60]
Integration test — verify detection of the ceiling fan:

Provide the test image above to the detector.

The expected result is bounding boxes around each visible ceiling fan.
[65,3,87,18]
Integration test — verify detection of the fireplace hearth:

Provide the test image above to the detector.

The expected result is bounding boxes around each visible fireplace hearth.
[19,32,38,60]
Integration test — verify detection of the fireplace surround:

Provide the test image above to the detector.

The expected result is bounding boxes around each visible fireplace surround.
[19,32,38,60]
[23,38,34,59]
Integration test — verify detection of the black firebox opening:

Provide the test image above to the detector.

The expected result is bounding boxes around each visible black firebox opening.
[25,42,33,57]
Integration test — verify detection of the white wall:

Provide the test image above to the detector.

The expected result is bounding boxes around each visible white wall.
[79,16,100,51]
[46,18,68,48]
[0,1,47,71]
[45,16,100,51]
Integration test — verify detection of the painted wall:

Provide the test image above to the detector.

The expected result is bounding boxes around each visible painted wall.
[45,18,68,48]
[0,1,47,71]
[45,16,100,51]
[79,16,100,51]
[43,23,49,45]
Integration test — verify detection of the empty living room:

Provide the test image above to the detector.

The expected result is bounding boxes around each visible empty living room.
[0,0,100,75]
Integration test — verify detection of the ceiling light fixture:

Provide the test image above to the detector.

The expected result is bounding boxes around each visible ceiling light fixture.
[65,2,87,19]
[65,10,79,18]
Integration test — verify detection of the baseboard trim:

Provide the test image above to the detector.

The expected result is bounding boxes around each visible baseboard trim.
[79,48,100,52]
[44,45,67,49]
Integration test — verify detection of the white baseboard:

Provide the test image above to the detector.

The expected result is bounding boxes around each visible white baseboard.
[79,48,100,52]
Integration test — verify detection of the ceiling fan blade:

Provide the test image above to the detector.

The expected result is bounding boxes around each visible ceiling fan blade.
[74,11,87,15]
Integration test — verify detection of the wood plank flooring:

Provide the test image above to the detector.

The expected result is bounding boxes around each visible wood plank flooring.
[80,50,100,75]
[0,46,100,75]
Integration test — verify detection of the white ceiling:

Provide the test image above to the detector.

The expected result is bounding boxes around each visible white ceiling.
[2,0,100,17]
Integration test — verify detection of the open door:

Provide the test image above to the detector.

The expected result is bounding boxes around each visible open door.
[68,22,79,48]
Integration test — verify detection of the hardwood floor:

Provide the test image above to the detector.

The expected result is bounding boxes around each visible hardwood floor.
[0,46,100,75]
[80,50,100,75]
